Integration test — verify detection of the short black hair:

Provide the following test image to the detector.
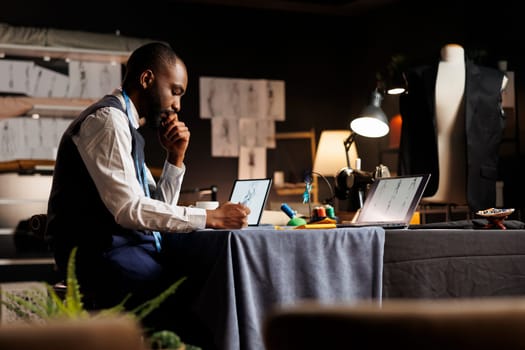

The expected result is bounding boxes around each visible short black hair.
[122,42,180,86]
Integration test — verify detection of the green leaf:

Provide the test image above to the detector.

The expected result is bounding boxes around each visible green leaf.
[149,330,182,349]
[130,276,187,321]
[64,247,88,318]
[1,246,192,348]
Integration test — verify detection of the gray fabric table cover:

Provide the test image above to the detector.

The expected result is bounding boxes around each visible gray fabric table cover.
[162,226,385,350]
[383,229,525,298]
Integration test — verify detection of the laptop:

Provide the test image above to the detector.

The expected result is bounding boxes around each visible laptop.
[228,178,273,226]
[337,174,431,229]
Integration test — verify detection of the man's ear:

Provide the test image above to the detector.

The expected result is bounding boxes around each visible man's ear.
[140,70,154,89]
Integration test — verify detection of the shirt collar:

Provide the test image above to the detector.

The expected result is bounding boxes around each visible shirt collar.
[114,88,140,129]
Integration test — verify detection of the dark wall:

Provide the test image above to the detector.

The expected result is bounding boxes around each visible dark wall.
[2,0,523,211]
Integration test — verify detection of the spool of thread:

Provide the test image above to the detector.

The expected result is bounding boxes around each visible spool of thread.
[324,205,335,219]
[312,206,326,221]
[281,203,307,226]
[281,203,296,218]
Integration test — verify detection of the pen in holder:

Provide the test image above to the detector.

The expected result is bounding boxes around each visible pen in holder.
[281,203,307,226]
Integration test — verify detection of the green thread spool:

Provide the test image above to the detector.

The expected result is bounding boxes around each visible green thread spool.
[325,205,335,218]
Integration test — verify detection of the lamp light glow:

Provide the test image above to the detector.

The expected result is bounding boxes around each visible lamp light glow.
[385,71,407,95]
[386,87,406,95]
[313,130,359,177]
[332,88,391,209]
[350,89,389,138]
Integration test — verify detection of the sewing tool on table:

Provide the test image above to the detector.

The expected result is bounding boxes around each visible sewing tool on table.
[280,203,307,226]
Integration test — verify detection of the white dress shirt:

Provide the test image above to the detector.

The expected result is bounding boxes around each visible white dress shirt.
[72,90,206,233]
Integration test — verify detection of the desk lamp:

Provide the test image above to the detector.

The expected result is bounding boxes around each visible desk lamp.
[385,71,407,95]
[381,54,408,95]
[313,130,359,178]
[312,130,358,205]
[335,88,390,208]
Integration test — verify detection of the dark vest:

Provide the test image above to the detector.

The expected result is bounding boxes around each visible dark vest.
[398,60,506,212]
[46,94,155,268]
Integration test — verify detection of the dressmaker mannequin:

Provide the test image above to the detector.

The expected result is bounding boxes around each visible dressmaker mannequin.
[424,44,468,205]
[398,43,508,212]
[425,44,508,206]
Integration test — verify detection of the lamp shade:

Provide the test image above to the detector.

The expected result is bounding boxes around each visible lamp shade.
[313,130,359,177]
[350,90,389,138]
[385,71,407,95]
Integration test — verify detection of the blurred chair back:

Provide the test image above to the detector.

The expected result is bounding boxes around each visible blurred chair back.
[263,298,525,350]
[0,317,146,350]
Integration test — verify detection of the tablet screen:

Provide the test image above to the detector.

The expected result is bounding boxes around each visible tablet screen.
[229,178,272,225]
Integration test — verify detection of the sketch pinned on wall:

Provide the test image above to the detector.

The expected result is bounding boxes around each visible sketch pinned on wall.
[0,117,70,161]
[229,79,242,118]
[39,118,70,158]
[199,77,212,118]
[78,62,88,97]
[200,75,284,177]
[0,58,120,164]
[200,76,285,121]
[99,64,114,97]
[0,58,120,99]
[21,117,39,157]
[238,146,266,179]
[200,77,221,118]
[240,79,266,119]
[0,60,35,95]
[239,119,276,149]
[67,60,121,98]
[25,63,32,94]
[212,117,240,157]
[259,119,276,148]
[200,77,243,119]
[31,65,69,98]
[0,118,22,160]
[266,80,286,121]
[239,118,257,148]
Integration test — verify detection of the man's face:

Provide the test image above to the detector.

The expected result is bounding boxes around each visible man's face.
[144,60,187,128]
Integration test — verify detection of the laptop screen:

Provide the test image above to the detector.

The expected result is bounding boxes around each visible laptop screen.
[356,174,431,225]
[228,178,272,226]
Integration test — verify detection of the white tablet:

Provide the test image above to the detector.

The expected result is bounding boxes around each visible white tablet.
[228,178,272,226]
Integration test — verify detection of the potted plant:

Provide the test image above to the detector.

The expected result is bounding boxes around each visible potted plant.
[0,246,201,350]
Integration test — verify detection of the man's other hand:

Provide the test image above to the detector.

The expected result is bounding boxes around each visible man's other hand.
[205,202,251,229]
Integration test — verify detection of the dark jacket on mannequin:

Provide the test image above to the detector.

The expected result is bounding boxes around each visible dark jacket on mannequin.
[398,59,506,212]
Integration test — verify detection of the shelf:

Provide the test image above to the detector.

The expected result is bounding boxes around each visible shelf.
[28,103,88,118]
[0,161,161,178]
[0,159,55,174]
[274,129,319,203]
[0,43,129,64]
[275,187,305,196]
[0,96,97,119]
[275,182,316,196]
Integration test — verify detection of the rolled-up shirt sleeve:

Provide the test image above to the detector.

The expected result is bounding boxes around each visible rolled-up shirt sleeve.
[73,105,206,233]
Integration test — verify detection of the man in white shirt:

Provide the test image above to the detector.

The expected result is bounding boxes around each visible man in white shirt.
[46,42,250,310]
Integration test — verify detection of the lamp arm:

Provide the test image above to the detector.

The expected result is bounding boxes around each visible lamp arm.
[343,132,356,169]
[311,171,336,205]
